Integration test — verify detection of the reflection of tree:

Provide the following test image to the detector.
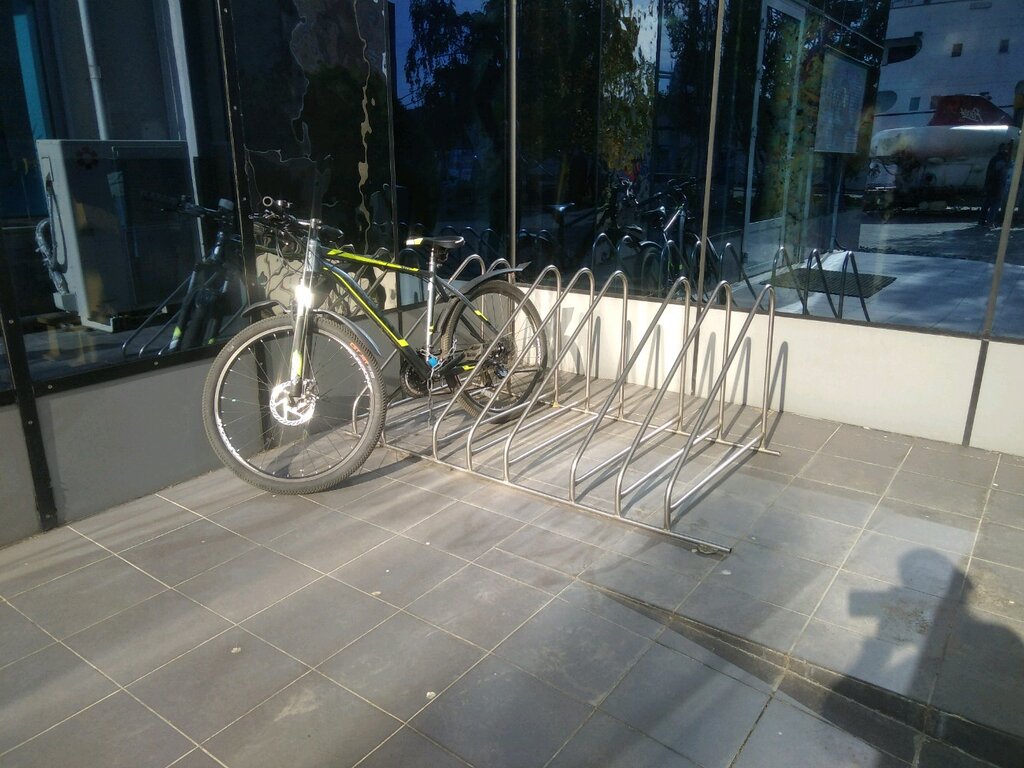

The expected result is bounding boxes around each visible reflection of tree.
[398,0,506,230]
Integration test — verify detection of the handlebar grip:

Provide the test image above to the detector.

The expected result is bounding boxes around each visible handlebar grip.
[319,224,344,242]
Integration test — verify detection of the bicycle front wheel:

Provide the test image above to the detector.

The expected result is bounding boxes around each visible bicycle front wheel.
[443,280,548,423]
[202,314,385,494]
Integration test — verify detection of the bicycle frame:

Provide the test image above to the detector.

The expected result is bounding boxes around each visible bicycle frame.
[284,223,520,394]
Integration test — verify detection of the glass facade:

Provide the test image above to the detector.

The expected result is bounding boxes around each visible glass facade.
[0,0,233,381]
[0,1,1022,375]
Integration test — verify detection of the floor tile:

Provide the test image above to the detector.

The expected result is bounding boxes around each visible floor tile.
[993,462,1024,495]
[918,739,1000,768]
[931,608,1024,737]
[495,600,651,705]
[357,728,471,768]
[455,484,552,522]
[558,582,672,639]
[127,628,306,743]
[901,446,997,487]
[732,698,904,768]
[866,499,979,555]
[158,469,262,515]
[242,577,394,666]
[530,506,630,550]
[973,520,1024,571]
[411,656,591,768]
[473,548,574,595]
[742,444,816,476]
[0,692,193,768]
[601,642,769,768]
[405,501,524,559]
[580,551,701,613]
[815,571,956,645]
[208,494,326,544]
[765,413,840,452]
[9,557,164,638]
[548,711,698,768]
[793,618,941,700]
[673,488,769,541]
[679,581,809,651]
[343,481,456,532]
[267,510,392,572]
[770,477,879,527]
[0,601,53,668]
[176,547,319,623]
[70,495,198,553]
[331,536,465,607]
[843,533,968,599]
[0,528,108,598]
[120,520,255,586]
[0,643,117,753]
[319,612,483,720]
[985,489,1024,530]
[204,673,399,768]
[963,560,1024,622]
[885,472,988,518]
[64,590,231,685]
[800,454,896,495]
[745,507,860,566]
[407,564,550,649]
[823,425,912,468]
[702,541,837,614]
[165,749,223,768]
[606,529,721,578]
[309,471,402,512]
[655,626,782,694]
[497,525,606,576]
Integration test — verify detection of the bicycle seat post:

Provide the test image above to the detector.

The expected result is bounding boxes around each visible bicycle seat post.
[424,244,438,370]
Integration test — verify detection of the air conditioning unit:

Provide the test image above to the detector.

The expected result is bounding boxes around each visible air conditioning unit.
[35,139,201,331]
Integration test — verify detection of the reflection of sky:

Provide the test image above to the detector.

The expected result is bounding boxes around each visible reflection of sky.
[393,0,487,106]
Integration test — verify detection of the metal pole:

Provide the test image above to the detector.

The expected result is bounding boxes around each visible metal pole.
[76,0,109,139]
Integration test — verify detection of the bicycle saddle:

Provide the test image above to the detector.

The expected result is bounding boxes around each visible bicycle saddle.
[406,235,465,251]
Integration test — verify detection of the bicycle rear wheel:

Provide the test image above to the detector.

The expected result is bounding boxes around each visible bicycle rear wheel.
[202,314,384,494]
[443,280,548,423]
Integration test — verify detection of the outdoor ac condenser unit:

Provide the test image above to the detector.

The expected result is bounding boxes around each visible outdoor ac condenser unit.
[35,139,200,332]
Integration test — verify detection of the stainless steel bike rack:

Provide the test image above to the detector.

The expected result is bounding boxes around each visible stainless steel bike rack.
[408,264,779,556]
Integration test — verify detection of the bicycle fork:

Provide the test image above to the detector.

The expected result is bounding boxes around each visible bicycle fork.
[287,219,321,396]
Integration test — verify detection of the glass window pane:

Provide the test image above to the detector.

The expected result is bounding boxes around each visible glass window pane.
[993,145,1024,338]
[713,0,1019,335]
[1,0,235,380]
[391,0,508,292]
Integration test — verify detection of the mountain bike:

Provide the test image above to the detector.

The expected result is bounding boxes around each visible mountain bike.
[202,197,548,494]
[636,179,722,299]
[122,194,248,357]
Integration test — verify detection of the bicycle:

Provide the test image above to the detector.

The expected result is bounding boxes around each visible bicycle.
[636,179,722,299]
[122,194,248,357]
[202,197,549,494]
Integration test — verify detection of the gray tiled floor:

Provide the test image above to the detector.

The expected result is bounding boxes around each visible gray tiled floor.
[1,401,1023,766]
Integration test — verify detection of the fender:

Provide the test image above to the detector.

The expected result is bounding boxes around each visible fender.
[313,309,385,359]
[438,266,528,332]
[241,299,285,319]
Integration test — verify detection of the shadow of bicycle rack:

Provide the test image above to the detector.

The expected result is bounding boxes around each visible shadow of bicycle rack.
[379,248,780,555]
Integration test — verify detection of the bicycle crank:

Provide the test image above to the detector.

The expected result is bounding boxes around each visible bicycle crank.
[269,380,319,426]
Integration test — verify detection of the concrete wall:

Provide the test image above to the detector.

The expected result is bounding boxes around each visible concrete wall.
[35,359,220,524]
[0,405,42,546]
[532,288,1021,454]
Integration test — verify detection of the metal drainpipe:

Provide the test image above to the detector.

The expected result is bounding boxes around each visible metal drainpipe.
[76,0,109,139]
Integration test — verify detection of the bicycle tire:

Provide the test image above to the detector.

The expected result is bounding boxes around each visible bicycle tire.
[202,314,385,494]
[442,280,548,423]
[637,243,666,297]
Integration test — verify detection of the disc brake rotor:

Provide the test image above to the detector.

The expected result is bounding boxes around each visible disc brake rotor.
[269,380,318,426]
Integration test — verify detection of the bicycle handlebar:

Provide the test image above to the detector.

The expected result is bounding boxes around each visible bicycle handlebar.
[142,191,235,221]
[252,196,346,245]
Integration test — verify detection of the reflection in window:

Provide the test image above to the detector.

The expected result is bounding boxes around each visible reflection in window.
[0,2,233,381]
[992,150,1024,338]
[951,42,963,57]
[999,39,1009,54]
[391,0,508,280]
[909,96,920,111]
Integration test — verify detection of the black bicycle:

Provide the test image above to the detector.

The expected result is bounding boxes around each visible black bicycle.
[202,197,549,494]
[122,194,247,357]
